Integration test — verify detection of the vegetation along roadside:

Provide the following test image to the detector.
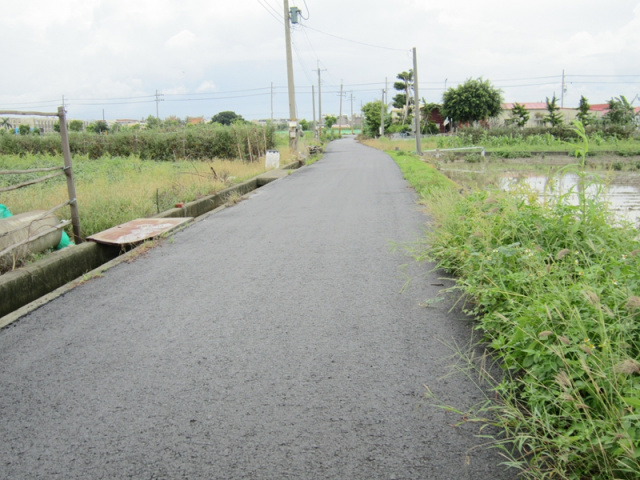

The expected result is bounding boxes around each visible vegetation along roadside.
[365,122,640,479]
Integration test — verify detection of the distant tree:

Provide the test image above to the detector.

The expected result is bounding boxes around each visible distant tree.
[604,95,636,126]
[69,120,84,132]
[392,70,413,125]
[18,124,30,135]
[87,120,109,134]
[362,100,391,137]
[510,103,530,128]
[53,121,60,132]
[299,119,309,131]
[324,115,337,129]
[544,95,563,127]
[145,115,162,129]
[32,127,41,135]
[0,117,11,130]
[575,95,594,126]
[211,111,244,126]
[164,115,183,129]
[441,78,503,125]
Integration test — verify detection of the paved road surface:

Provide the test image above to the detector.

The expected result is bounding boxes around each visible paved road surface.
[0,138,514,479]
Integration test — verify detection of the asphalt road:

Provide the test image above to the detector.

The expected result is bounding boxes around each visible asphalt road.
[0,138,515,479]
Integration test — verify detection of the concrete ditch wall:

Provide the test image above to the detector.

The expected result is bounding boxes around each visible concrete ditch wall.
[0,162,300,323]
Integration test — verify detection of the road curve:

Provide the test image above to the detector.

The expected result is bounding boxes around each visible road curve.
[0,138,514,479]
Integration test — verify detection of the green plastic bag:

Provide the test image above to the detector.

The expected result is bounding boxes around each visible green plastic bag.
[56,231,74,250]
[0,204,12,218]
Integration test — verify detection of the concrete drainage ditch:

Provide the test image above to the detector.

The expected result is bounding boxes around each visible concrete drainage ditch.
[0,163,301,326]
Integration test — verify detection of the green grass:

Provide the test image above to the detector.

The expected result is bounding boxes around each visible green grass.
[1,153,267,239]
[378,124,640,479]
[386,150,459,197]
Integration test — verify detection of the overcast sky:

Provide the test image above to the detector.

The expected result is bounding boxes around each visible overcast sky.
[2,0,639,122]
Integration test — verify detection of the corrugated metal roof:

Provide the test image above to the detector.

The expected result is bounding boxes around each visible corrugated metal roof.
[87,218,192,246]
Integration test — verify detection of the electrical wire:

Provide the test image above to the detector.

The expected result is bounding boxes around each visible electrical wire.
[256,0,283,26]
[298,24,408,53]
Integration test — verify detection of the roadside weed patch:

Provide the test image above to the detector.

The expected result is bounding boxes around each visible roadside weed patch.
[419,123,640,478]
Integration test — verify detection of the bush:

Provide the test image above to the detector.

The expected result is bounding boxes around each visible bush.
[0,124,275,161]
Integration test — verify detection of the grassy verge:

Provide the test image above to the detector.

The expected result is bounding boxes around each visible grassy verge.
[363,132,640,159]
[1,154,267,239]
[374,130,640,479]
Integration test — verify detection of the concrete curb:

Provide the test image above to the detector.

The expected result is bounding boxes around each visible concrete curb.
[0,161,303,328]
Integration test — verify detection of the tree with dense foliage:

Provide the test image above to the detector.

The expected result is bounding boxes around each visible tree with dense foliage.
[441,78,502,125]
[145,115,162,129]
[69,120,84,132]
[324,115,337,129]
[604,95,637,126]
[544,95,563,127]
[87,120,109,134]
[0,117,11,130]
[362,100,391,137]
[510,103,530,128]
[18,125,30,135]
[163,115,183,129]
[392,70,413,125]
[299,119,309,131]
[576,95,594,126]
[211,111,244,126]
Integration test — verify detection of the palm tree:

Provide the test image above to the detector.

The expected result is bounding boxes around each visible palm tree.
[0,117,12,130]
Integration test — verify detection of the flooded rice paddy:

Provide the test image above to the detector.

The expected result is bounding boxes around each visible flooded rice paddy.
[437,155,640,228]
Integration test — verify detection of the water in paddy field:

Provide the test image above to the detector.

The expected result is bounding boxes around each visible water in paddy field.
[499,172,640,228]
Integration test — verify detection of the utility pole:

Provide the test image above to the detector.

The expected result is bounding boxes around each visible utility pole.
[316,64,326,133]
[283,0,297,151]
[350,92,354,134]
[380,88,385,136]
[312,85,317,138]
[155,90,164,119]
[413,47,422,155]
[338,82,344,136]
[561,69,566,108]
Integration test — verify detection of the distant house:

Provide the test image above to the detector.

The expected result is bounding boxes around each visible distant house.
[115,119,142,128]
[499,102,578,127]
[587,104,640,118]
[186,116,205,125]
[423,106,446,133]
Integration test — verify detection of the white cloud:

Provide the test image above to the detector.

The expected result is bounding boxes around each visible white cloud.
[3,0,640,120]
[196,81,218,93]
[165,30,198,49]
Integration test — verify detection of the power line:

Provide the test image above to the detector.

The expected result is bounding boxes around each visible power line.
[256,0,283,25]
[298,24,408,52]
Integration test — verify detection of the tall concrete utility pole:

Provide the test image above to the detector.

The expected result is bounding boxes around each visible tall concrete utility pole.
[312,85,317,138]
[350,92,354,134]
[317,64,325,132]
[155,90,164,119]
[283,0,297,150]
[338,82,344,136]
[380,88,385,137]
[413,47,422,155]
[561,69,566,108]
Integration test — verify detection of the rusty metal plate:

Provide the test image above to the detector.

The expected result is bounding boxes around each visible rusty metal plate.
[87,218,192,246]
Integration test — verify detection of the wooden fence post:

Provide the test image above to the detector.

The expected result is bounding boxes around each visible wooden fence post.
[57,106,82,243]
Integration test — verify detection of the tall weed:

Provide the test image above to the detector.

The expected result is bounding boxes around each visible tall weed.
[419,122,640,479]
